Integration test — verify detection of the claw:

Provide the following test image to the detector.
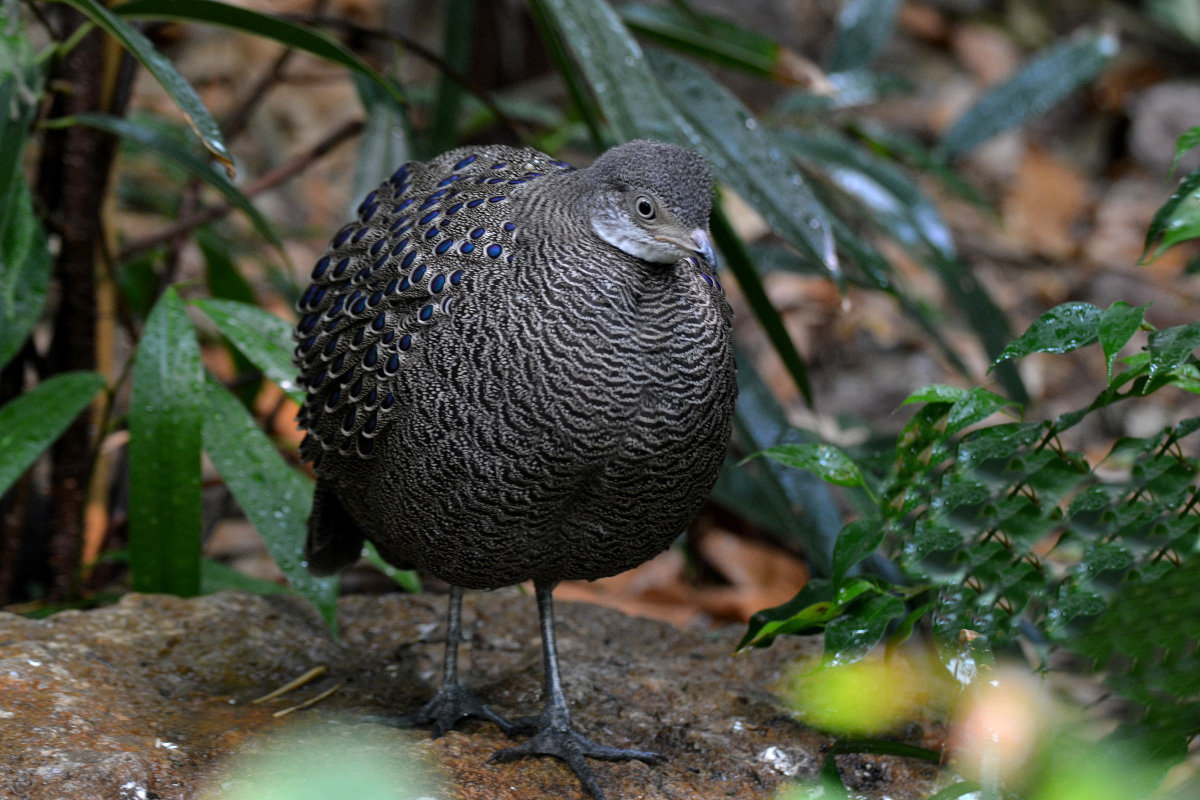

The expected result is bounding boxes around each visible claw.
[488,709,663,800]
[389,682,516,737]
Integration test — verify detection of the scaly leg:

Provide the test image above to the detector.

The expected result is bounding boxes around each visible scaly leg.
[488,582,664,800]
[394,585,515,737]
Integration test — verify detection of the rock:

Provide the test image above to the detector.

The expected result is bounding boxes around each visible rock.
[0,590,937,799]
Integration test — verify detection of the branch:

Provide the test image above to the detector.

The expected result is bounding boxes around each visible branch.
[118,118,364,261]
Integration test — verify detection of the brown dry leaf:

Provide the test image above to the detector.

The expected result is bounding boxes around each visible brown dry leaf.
[1001,146,1089,261]
[950,23,1020,86]
[557,531,808,628]
[899,2,950,43]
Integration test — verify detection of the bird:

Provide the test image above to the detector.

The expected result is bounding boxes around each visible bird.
[293,139,737,799]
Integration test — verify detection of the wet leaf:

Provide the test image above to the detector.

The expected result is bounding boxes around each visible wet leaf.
[712,208,811,402]
[59,0,231,169]
[832,519,885,585]
[756,443,868,489]
[827,0,901,72]
[201,559,288,595]
[129,288,204,596]
[957,422,1044,470]
[0,35,49,371]
[1168,125,1200,178]
[620,4,812,85]
[725,353,842,577]
[0,372,106,497]
[993,301,1103,365]
[779,128,955,260]
[1147,321,1200,385]
[1100,301,1149,381]
[193,299,304,404]
[362,542,421,594]
[902,384,965,405]
[1143,166,1200,262]
[946,387,1013,435]
[202,377,338,629]
[824,591,905,665]
[939,27,1118,158]
[738,578,837,650]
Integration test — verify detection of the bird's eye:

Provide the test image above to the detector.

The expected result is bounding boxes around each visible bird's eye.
[634,196,656,220]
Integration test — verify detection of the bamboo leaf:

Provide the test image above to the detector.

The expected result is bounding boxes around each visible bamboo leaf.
[939,27,1118,158]
[193,299,304,404]
[202,377,338,628]
[57,0,231,169]
[129,288,204,595]
[0,33,49,371]
[0,372,106,497]
[114,0,406,109]
[47,113,282,252]
[827,0,902,72]
[993,301,1103,365]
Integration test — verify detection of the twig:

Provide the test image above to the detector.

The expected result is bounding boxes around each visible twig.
[273,680,346,717]
[283,12,523,140]
[118,118,363,261]
[252,664,328,704]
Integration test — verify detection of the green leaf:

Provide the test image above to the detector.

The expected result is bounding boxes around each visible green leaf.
[129,288,204,595]
[778,128,955,261]
[724,352,842,576]
[362,542,421,594]
[193,299,304,404]
[738,578,837,650]
[619,4,782,81]
[711,208,811,403]
[827,0,901,72]
[1147,321,1200,385]
[114,0,406,109]
[48,114,282,252]
[1142,166,1200,261]
[1168,126,1200,178]
[201,558,288,595]
[0,33,49,371]
[1100,301,1149,381]
[756,443,868,489]
[939,28,1118,158]
[832,519,885,586]
[957,422,1044,470]
[0,372,106,497]
[902,384,965,405]
[824,591,905,665]
[0,177,51,372]
[946,387,1013,435]
[198,228,256,306]
[58,0,231,169]
[202,377,338,629]
[993,301,1104,365]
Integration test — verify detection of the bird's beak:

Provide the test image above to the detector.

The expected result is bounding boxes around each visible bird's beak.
[688,228,718,269]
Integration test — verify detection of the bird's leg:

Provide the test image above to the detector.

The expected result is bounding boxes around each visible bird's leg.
[393,585,515,737]
[488,582,664,800]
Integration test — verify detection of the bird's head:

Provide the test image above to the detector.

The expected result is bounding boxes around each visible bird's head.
[583,139,717,269]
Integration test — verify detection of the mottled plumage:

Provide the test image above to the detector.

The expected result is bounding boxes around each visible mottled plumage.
[294,140,736,800]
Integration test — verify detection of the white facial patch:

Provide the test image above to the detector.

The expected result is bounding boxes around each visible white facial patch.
[591,208,686,264]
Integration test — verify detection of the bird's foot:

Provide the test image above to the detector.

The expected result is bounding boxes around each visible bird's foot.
[381,683,516,738]
[488,709,664,800]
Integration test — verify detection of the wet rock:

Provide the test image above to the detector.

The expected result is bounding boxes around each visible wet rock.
[0,590,937,799]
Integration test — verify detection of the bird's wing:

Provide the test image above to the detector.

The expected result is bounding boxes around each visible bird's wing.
[293,146,575,461]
